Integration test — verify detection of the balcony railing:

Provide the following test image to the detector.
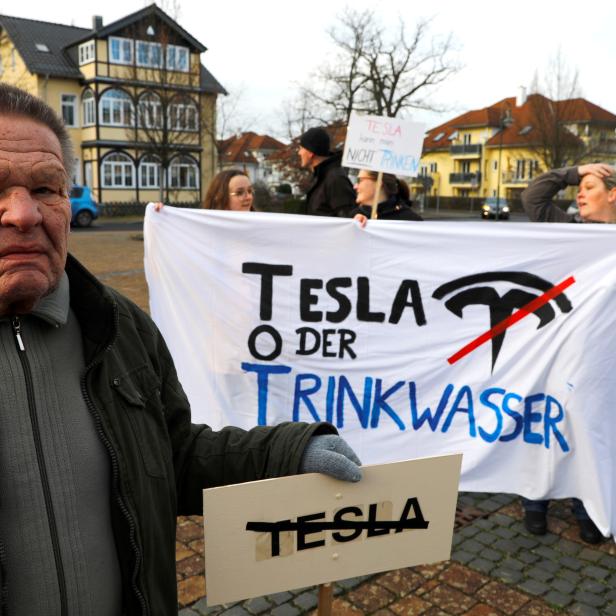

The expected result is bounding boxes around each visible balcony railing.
[450,144,482,156]
[408,175,434,188]
[449,172,481,185]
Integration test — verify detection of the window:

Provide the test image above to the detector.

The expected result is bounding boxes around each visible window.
[447,130,458,141]
[169,98,198,131]
[460,160,471,173]
[102,153,134,188]
[169,156,198,189]
[518,125,532,136]
[420,165,428,176]
[138,93,162,128]
[35,43,50,53]
[61,94,78,127]
[136,40,162,67]
[109,36,133,64]
[516,159,526,179]
[463,133,471,145]
[82,90,96,126]
[166,45,189,71]
[139,155,160,188]
[79,41,95,65]
[493,160,498,171]
[429,162,438,173]
[433,131,445,142]
[100,89,134,126]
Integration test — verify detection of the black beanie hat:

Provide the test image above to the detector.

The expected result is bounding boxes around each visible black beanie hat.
[299,127,331,157]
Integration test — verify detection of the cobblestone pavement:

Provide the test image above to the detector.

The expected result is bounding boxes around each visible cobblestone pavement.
[178,493,616,616]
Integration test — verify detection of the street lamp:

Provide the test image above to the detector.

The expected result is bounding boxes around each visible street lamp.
[495,109,513,218]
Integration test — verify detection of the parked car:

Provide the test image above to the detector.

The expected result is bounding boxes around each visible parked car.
[481,197,510,220]
[70,185,99,227]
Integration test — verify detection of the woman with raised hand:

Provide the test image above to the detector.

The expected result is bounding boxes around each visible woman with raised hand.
[519,162,616,545]
[352,170,423,227]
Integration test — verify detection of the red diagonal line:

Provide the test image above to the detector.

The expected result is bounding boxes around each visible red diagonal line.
[447,276,576,365]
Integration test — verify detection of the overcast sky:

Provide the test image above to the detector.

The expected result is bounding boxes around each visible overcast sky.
[8,0,616,140]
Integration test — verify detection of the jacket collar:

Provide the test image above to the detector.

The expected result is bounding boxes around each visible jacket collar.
[31,272,70,327]
[65,253,118,364]
[312,150,343,179]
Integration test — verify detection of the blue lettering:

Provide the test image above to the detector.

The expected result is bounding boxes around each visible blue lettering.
[523,394,545,445]
[442,385,476,437]
[409,382,454,431]
[241,362,292,425]
[293,374,322,422]
[337,376,372,429]
[370,379,405,430]
[478,388,504,443]
[544,395,570,452]
[325,376,336,425]
[500,393,523,442]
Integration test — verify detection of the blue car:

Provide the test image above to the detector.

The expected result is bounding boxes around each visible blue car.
[70,185,99,227]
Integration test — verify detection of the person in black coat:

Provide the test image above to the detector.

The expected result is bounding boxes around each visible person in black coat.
[298,127,357,217]
[352,170,423,226]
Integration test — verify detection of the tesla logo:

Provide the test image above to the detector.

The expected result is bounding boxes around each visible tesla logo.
[433,272,574,371]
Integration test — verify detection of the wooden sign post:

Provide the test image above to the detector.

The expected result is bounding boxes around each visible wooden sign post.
[202,454,462,607]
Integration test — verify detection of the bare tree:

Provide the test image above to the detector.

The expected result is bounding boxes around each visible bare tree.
[301,7,459,123]
[526,51,585,169]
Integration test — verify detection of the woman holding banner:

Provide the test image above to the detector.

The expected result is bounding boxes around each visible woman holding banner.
[353,170,423,226]
[520,162,616,544]
[154,168,255,212]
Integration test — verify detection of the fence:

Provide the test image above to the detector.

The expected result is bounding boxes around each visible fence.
[99,202,201,217]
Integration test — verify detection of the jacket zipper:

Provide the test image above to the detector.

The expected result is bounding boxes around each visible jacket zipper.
[79,306,149,616]
[11,316,69,616]
[0,538,7,615]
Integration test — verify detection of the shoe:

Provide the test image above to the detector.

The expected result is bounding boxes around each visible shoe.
[524,510,547,535]
[578,518,604,544]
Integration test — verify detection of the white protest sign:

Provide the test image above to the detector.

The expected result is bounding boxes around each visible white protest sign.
[202,454,462,606]
[342,112,426,176]
[144,208,616,539]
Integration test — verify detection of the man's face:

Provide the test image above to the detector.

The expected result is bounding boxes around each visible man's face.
[298,145,313,169]
[0,115,71,316]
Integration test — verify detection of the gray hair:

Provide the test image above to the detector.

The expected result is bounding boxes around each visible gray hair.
[0,83,75,179]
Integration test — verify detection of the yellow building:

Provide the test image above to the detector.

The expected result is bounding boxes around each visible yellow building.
[413,92,616,203]
[0,4,226,206]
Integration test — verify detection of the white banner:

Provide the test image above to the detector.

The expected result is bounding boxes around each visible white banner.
[144,206,616,537]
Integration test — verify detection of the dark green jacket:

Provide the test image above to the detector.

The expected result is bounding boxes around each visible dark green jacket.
[64,254,334,615]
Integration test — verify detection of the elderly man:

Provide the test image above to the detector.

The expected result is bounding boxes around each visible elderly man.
[298,126,357,217]
[0,84,361,615]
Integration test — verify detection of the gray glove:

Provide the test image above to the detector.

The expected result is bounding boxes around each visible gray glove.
[299,434,362,482]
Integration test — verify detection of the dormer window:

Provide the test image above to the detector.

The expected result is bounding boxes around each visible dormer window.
[35,43,50,53]
[79,41,95,65]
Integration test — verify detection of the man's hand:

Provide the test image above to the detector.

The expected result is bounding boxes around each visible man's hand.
[578,163,614,179]
[299,434,362,482]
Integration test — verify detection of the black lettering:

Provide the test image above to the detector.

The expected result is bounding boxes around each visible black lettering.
[332,506,363,543]
[357,277,385,322]
[338,329,357,359]
[242,262,293,321]
[325,277,352,322]
[300,279,323,322]
[367,503,390,537]
[389,280,427,325]
[247,325,283,361]
[322,329,337,358]
[396,497,428,533]
[269,519,291,557]
[297,512,326,550]
[295,327,320,355]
